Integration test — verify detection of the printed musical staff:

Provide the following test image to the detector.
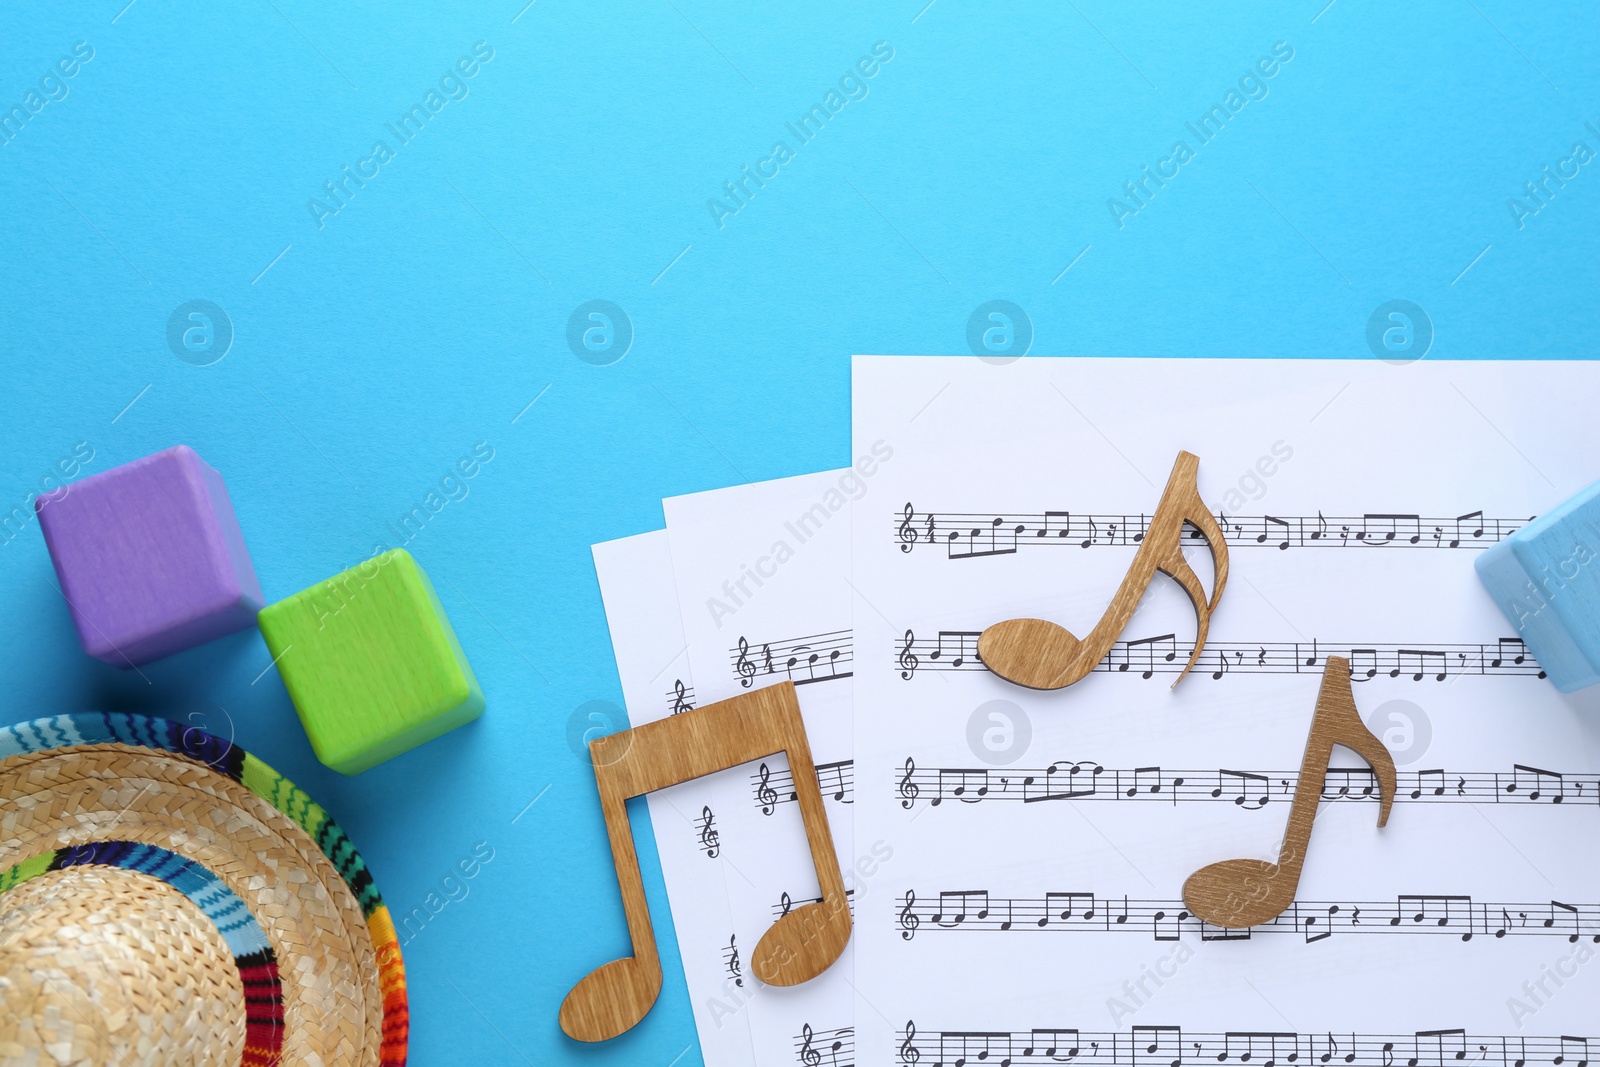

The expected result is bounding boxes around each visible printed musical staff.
[893,889,1600,943]
[895,630,1545,682]
[796,1024,853,1067]
[753,759,853,814]
[745,756,1600,812]
[696,805,720,858]
[893,1023,1594,1067]
[732,630,853,688]
[893,504,1526,557]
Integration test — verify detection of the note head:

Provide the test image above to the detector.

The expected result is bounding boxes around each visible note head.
[751,900,850,986]
[978,617,1083,690]
[559,955,663,1042]
[1183,857,1285,927]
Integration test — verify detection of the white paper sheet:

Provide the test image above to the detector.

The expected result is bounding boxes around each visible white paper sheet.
[592,531,757,1067]
[665,467,890,1067]
[850,357,1600,1067]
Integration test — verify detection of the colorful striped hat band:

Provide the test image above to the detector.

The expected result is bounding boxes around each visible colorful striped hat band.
[0,713,408,1066]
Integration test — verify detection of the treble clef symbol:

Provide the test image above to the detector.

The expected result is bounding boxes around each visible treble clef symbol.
[898,503,918,552]
[736,637,756,688]
[779,891,794,918]
[725,933,742,987]
[757,763,778,815]
[898,630,920,680]
[697,805,719,858]
[800,1024,822,1067]
[671,679,692,715]
[898,1021,920,1065]
[898,890,920,941]
[898,757,919,809]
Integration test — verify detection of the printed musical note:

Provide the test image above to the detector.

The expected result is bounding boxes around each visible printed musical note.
[1395,648,1449,682]
[946,515,1021,559]
[1260,515,1292,549]
[1393,895,1475,941]
[1509,765,1567,804]
[927,630,981,669]
[1121,633,1179,679]
[695,805,719,859]
[930,889,991,928]
[559,683,851,1041]
[668,678,694,715]
[1221,1031,1299,1067]
[817,758,851,803]
[1450,510,1486,548]
[1361,513,1424,545]
[1185,657,1396,928]
[1219,769,1270,809]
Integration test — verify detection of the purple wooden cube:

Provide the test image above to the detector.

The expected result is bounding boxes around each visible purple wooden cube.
[35,445,263,667]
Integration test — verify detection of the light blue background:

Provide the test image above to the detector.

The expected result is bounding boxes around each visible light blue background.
[2,1,1596,1064]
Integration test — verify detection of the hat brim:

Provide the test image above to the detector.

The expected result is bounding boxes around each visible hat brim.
[0,714,408,1066]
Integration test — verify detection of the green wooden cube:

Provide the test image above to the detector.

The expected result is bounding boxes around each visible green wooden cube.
[259,549,484,774]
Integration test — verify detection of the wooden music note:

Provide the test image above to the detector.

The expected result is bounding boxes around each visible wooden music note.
[979,452,1229,691]
[559,682,851,1041]
[1182,656,1397,928]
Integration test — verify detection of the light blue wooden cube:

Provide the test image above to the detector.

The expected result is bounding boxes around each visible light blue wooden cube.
[1475,480,1600,693]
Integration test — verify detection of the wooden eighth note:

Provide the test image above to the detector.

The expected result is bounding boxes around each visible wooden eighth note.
[559,681,850,1042]
[1183,656,1397,927]
[979,451,1229,691]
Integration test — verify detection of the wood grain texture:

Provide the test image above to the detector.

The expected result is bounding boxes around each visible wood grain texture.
[1183,655,1397,928]
[559,681,850,1043]
[978,451,1230,690]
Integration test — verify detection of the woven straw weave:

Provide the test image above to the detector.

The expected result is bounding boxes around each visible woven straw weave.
[0,865,246,1066]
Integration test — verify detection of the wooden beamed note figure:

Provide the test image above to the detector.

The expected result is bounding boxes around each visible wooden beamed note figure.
[559,681,851,1042]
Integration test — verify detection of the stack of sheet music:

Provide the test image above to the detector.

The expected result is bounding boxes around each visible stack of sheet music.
[594,357,1600,1067]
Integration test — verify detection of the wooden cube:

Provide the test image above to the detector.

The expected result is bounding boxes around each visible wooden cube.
[259,549,484,774]
[1475,480,1600,692]
[35,445,263,667]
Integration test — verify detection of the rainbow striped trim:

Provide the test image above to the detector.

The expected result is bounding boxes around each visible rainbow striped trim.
[0,713,408,1065]
[1,841,285,1066]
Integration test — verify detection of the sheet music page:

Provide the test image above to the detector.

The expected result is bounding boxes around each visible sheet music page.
[592,531,757,1067]
[850,357,1600,1067]
[666,470,879,1067]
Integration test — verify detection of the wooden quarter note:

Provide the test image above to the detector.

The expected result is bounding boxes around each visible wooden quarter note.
[559,681,851,1042]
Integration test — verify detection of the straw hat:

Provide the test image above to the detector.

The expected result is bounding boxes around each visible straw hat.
[0,713,409,1066]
